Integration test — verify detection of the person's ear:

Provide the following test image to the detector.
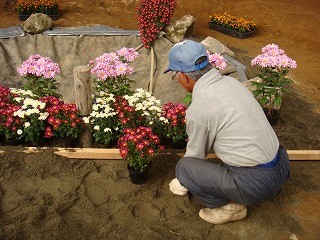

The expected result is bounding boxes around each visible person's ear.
[180,72,189,82]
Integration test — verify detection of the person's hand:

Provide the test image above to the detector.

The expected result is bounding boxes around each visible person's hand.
[169,178,188,196]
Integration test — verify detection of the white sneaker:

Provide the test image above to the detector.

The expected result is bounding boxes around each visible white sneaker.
[199,203,247,224]
[169,178,188,196]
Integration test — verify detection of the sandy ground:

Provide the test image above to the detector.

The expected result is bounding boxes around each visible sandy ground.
[0,0,320,239]
[0,146,320,240]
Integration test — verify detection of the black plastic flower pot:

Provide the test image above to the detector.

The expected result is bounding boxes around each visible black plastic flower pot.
[263,108,280,126]
[169,140,187,149]
[18,13,59,21]
[127,165,148,185]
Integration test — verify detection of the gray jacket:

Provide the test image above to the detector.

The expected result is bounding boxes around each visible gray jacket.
[185,68,279,167]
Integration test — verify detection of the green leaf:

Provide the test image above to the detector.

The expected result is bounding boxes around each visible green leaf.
[274,95,282,107]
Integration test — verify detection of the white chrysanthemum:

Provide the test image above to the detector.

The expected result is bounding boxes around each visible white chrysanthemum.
[83,117,90,123]
[103,105,112,113]
[39,102,46,109]
[38,115,48,120]
[10,88,34,97]
[90,112,97,117]
[17,129,23,135]
[94,125,100,130]
[136,103,143,110]
[24,122,31,128]
[136,88,144,93]
[26,109,33,116]
[93,105,99,111]
[159,117,169,123]
[17,111,25,118]
[24,98,33,105]
[14,97,22,103]
[95,98,103,103]
[104,128,111,132]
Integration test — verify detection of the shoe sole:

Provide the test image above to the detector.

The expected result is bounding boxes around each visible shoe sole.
[199,209,247,225]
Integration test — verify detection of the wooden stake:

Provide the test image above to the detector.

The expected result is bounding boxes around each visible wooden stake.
[135,44,143,51]
[149,46,155,93]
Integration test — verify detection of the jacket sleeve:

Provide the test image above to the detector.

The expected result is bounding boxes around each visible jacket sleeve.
[184,118,215,159]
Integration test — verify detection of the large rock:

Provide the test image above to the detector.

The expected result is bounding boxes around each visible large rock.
[201,37,234,56]
[242,77,262,92]
[22,13,52,34]
[165,15,195,43]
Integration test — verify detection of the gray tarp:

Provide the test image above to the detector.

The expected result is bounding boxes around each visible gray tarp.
[0,25,249,104]
[43,25,139,36]
[0,26,25,38]
[0,33,187,104]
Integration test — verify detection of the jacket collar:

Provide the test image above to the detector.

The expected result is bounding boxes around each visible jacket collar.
[192,68,221,100]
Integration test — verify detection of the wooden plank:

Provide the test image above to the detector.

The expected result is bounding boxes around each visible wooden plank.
[55,148,122,159]
[23,147,122,160]
[0,148,320,160]
[286,150,320,160]
[178,150,320,161]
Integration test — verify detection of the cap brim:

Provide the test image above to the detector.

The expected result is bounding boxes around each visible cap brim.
[163,68,171,74]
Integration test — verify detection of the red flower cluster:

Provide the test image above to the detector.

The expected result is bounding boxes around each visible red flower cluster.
[162,102,186,126]
[137,0,177,49]
[40,96,84,139]
[113,96,145,127]
[0,86,22,138]
[118,126,165,171]
[161,102,187,143]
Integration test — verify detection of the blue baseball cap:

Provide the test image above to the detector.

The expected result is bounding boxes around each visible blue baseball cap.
[164,40,209,74]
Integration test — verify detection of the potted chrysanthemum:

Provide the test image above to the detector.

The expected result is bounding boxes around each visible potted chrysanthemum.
[17,54,61,98]
[251,43,297,125]
[114,88,163,128]
[83,92,120,147]
[159,102,188,149]
[0,86,48,145]
[0,86,25,145]
[118,126,165,184]
[41,96,85,147]
[89,47,139,96]
[137,0,177,49]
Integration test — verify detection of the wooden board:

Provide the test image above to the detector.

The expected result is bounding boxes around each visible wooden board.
[0,148,319,160]
[179,150,320,160]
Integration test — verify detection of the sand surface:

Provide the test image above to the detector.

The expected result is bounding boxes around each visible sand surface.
[1,1,320,239]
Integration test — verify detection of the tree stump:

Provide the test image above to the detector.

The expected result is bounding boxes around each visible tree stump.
[74,65,93,147]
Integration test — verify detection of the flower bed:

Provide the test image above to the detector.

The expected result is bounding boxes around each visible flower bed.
[209,13,256,39]
[15,0,59,21]
[208,22,255,39]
